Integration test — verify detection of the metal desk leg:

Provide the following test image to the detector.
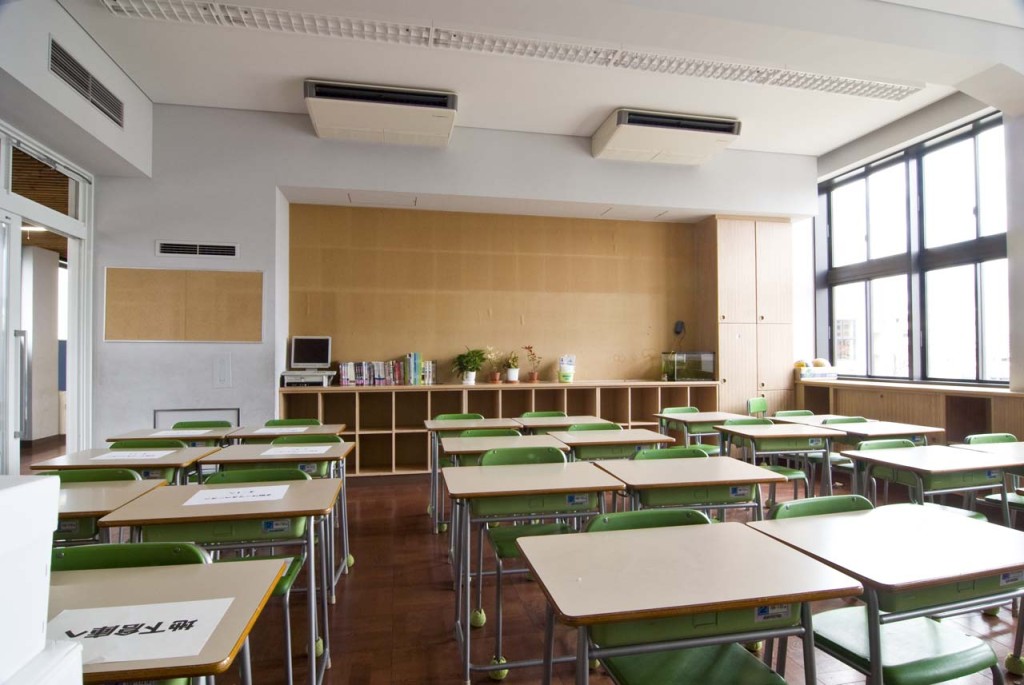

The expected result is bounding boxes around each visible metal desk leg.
[543,605,555,685]
[460,499,473,685]
[239,636,252,685]
[823,439,834,496]
[1006,609,1024,674]
[866,589,883,685]
[800,603,816,684]
[576,626,590,685]
[318,517,331,673]
[306,515,318,685]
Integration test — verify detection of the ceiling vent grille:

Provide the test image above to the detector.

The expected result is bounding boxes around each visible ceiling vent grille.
[49,40,125,127]
[592,109,741,165]
[157,240,239,257]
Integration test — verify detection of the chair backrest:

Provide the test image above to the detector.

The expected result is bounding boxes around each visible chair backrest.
[265,418,322,426]
[856,438,915,450]
[53,468,142,483]
[109,439,188,449]
[822,416,868,424]
[661,406,699,415]
[769,494,873,520]
[520,411,567,418]
[774,409,813,417]
[634,446,710,460]
[459,428,521,438]
[271,434,342,445]
[585,508,711,532]
[567,423,622,431]
[172,420,232,429]
[965,432,1017,444]
[435,413,484,421]
[52,542,210,571]
[205,467,311,484]
[723,418,772,427]
[480,446,566,466]
[746,397,768,417]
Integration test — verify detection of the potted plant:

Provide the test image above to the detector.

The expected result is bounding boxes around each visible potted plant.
[503,350,520,383]
[452,348,487,385]
[522,345,542,382]
[483,346,502,383]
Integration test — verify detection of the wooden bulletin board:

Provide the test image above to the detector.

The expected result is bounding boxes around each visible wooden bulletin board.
[104,268,263,342]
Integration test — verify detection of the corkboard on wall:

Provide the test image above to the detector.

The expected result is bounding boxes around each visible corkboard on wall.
[289,205,700,381]
[105,268,262,342]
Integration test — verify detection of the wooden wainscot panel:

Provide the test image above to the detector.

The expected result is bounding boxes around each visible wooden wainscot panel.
[991,396,1024,439]
[834,388,942,426]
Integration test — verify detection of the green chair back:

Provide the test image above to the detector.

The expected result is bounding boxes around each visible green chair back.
[822,416,868,424]
[965,433,1017,444]
[724,418,773,427]
[459,428,521,438]
[172,420,232,429]
[774,409,813,417]
[271,434,342,444]
[661,406,699,415]
[109,439,189,449]
[265,418,321,426]
[520,411,567,418]
[480,446,566,466]
[769,495,874,520]
[435,413,484,421]
[567,422,621,431]
[856,439,915,450]
[586,508,711,532]
[52,542,209,571]
[746,397,768,417]
[204,468,311,485]
[52,468,142,482]
[634,446,710,460]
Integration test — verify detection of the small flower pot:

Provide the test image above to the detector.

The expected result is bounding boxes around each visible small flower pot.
[506,368,520,383]
[463,371,477,385]
[526,371,540,383]
[488,372,502,383]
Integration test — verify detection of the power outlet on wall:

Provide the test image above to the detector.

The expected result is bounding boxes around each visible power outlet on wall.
[213,354,232,388]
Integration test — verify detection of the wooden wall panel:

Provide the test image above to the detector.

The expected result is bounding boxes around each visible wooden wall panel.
[834,388,943,427]
[991,397,1024,439]
[289,206,698,382]
[106,268,262,342]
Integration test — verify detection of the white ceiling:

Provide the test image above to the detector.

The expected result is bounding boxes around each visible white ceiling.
[55,0,1024,162]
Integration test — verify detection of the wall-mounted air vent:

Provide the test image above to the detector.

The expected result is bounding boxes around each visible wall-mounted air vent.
[623,111,741,135]
[157,241,239,258]
[49,40,125,127]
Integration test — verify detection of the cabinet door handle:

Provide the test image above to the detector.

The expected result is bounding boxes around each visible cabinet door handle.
[759,315,765,321]
[720,314,726,321]
[721,378,727,384]
[760,382,765,387]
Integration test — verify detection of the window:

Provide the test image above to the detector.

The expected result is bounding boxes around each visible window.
[818,114,1007,383]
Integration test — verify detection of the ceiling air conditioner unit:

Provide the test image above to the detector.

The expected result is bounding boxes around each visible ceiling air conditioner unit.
[591,109,741,164]
[304,80,457,147]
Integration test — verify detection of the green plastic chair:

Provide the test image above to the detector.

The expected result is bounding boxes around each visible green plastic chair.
[568,422,622,431]
[520,411,566,418]
[634,446,710,461]
[452,428,521,467]
[768,494,873,520]
[584,508,786,685]
[746,397,768,417]
[800,417,866,495]
[567,422,634,461]
[52,542,210,685]
[150,468,311,685]
[471,446,578,675]
[660,406,721,454]
[633,446,764,516]
[265,418,322,426]
[108,439,189,482]
[774,409,813,417]
[724,418,808,505]
[48,468,142,543]
[431,413,486,528]
[658,406,698,433]
[172,420,232,429]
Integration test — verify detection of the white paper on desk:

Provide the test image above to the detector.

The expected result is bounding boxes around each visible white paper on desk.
[93,450,174,460]
[152,429,212,437]
[261,445,331,456]
[47,597,233,664]
[253,426,308,434]
[184,485,289,505]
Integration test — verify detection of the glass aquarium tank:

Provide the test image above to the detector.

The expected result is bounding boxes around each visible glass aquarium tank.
[661,352,715,381]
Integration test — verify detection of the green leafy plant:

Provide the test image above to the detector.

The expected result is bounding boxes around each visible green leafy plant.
[522,345,542,372]
[452,348,487,378]
[502,350,520,370]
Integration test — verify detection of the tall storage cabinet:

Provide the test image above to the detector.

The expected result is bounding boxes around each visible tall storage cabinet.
[696,217,794,414]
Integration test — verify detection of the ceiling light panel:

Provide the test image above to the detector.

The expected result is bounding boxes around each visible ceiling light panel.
[101,0,921,100]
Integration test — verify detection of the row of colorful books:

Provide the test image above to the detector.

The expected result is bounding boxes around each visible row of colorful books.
[337,355,437,386]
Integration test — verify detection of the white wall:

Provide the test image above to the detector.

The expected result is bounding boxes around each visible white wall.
[21,246,59,440]
[791,217,816,362]
[91,103,817,444]
[0,0,152,177]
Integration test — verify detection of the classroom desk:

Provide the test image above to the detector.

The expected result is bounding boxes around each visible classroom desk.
[31,446,219,485]
[518,522,862,685]
[769,414,851,425]
[108,426,237,444]
[99,478,342,685]
[425,417,523,534]
[49,558,285,684]
[57,479,166,542]
[443,461,624,683]
[653,411,745,446]
[749,505,1024,685]
[715,423,845,495]
[198,442,356,591]
[227,423,347,441]
[514,415,611,433]
[840,444,1022,524]
[593,456,785,518]
[829,419,945,445]
[547,428,673,460]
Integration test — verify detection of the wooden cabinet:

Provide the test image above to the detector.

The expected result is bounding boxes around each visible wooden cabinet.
[696,217,794,414]
[280,380,718,476]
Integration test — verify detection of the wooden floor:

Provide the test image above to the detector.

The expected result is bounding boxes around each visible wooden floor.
[21,442,1024,684]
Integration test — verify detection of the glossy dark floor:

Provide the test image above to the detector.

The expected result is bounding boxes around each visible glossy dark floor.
[21,443,1024,684]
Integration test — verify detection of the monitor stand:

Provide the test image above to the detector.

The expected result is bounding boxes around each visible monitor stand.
[281,369,337,387]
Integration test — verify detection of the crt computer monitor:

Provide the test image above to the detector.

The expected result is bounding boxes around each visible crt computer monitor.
[290,336,332,370]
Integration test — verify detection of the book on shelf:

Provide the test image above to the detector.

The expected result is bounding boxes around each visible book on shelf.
[336,355,435,386]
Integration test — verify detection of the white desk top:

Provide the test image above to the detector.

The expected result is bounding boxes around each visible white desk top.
[829,420,944,440]
[515,415,611,429]
[594,456,786,488]
[58,480,166,518]
[424,417,521,431]
[749,504,1024,592]
[770,414,853,426]
[227,424,346,440]
[198,442,353,465]
[955,441,1024,458]
[547,428,674,447]
[652,411,746,425]
[714,423,846,440]
[840,444,1024,473]
[443,461,624,499]
[108,427,236,442]
[32,447,218,471]
[518,522,861,626]
[440,434,567,455]
[50,559,284,682]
